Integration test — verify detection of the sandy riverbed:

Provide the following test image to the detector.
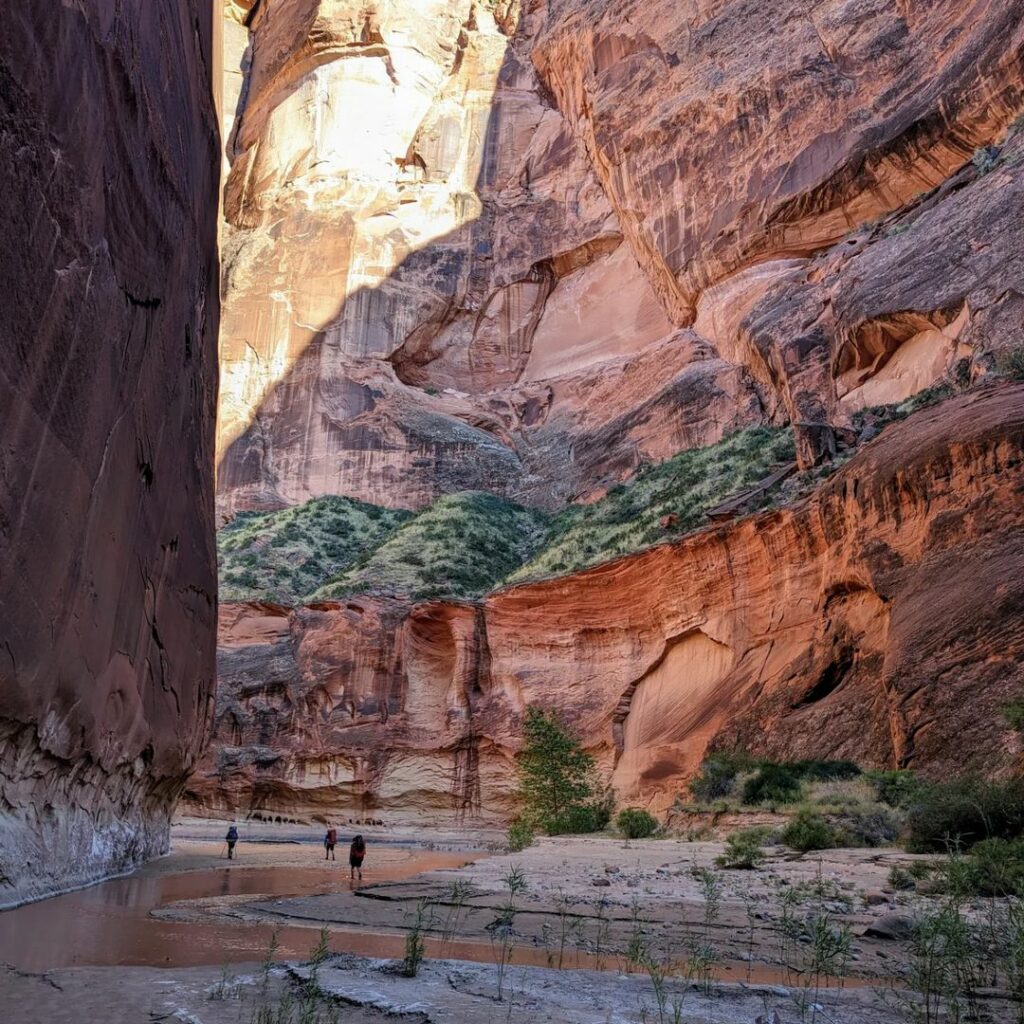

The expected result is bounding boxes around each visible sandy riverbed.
[0,819,1015,1024]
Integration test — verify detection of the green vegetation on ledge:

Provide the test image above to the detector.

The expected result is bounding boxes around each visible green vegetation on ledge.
[218,496,411,604]
[218,426,799,604]
[505,425,795,584]
[314,491,549,603]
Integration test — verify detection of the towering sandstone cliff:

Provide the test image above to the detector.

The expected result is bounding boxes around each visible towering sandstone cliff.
[195,0,1024,822]
[0,3,220,904]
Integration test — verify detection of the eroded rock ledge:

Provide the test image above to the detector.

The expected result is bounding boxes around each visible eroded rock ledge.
[185,385,1024,822]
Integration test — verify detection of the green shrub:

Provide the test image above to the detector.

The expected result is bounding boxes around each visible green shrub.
[547,800,611,836]
[961,838,1024,896]
[616,808,659,839]
[888,865,916,891]
[997,348,1024,382]
[506,819,534,852]
[781,808,838,852]
[866,769,924,808]
[743,764,804,806]
[972,144,999,175]
[793,760,862,782]
[689,751,751,802]
[904,777,1024,853]
[833,804,901,848]
[516,707,603,835]
[1003,700,1024,734]
[716,828,769,869]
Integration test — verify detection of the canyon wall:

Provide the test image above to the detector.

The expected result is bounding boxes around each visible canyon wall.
[196,0,1024,823]
[185,386,1024,821]
[0,2,220,905]
[217,0,1024,515]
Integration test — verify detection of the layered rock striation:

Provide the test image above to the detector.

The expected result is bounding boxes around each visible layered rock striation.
[197,0,1024,822]
[217,0,1024,514]
[186,386,1024,820]
[0,2,220,904]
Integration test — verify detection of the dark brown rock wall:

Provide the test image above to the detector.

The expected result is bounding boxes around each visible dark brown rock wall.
[0,1,220,905]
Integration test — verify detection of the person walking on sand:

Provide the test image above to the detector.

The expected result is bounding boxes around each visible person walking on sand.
[225,823,239,860]
[349,834,366,881]
[324,824,338,861]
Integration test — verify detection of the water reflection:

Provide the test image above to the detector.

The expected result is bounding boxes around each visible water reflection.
[0,848,477,971]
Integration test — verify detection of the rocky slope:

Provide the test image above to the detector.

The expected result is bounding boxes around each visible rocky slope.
[185,385,1024,820]
[195,0,1024,822]
[0,3,220,904]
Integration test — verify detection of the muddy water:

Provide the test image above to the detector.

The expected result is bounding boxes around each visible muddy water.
[0,842,878,988]
[0,845,480,972]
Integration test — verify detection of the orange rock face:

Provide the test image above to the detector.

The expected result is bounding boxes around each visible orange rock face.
[216,0,1024,511]
[214,0,765,514]
[186,387,1024,820]
[0,3,220,903]
[196,0,1024,822]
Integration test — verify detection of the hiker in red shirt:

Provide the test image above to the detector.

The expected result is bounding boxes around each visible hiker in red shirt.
[323,824,338,860]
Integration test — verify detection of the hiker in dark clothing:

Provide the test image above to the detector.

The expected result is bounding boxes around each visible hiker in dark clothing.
[324,825,338,860]
[349,834,366,881]
[225,824,239,860]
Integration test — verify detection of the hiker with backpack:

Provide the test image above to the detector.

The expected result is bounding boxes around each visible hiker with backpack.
[324,824,338,860]
[225,823,239,860]
[349,834,366,881]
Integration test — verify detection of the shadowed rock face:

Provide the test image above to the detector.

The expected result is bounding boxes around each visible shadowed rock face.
[0,2,220,904]
[185,387,1024,820]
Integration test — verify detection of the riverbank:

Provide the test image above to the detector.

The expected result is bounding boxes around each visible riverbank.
[1,821,1018,1023]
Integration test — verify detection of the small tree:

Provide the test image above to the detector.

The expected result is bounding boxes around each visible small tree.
[517,706,597,831]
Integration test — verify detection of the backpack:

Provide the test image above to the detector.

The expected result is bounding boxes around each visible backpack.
[326,828,337,845]
[226,826,238,842]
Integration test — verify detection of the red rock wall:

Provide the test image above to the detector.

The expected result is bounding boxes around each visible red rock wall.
[0,2,220,905]
[216,0,1024,512]
[186,387,1024,821]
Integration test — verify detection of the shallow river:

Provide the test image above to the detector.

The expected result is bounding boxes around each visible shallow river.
[0,842,481,972]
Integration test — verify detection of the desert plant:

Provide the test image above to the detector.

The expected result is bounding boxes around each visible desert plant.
[832,803,900,847]
[297,928,333,1024]
[716,827,768,869]
[793,759,862,782]
[506,818,534,852]
[260,927,281,996]
[617,807,659,839]
[689,751,750,801]
[972,144,1000,174]
[997,348,1024,382]
[436,880,475,953]
[743,763,804,805]
[516,706,600,833]
[546,798,611,835]
[401,899,431,977]
[1005,699,1024,733]
[905,900,980,1024]
[904,776,1024,852]
[488,866,527,1000]
[932,837,1024,897]
[866,768,923,808]
[888,865,917,891]
[626,896,651,967]
[782,809,838,852]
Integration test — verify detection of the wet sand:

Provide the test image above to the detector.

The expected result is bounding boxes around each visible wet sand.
[2,821,1014,1024]
[0,835,483,971]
